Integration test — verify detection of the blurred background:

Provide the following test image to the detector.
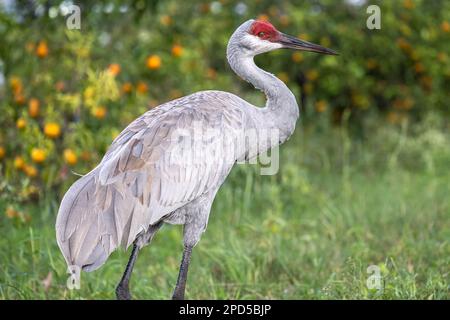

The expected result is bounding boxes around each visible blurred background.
[0,0,449,299]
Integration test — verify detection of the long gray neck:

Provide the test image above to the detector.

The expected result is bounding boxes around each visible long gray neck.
[226,44,300,143]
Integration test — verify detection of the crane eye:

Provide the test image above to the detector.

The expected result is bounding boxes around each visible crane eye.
[258,32,266,38]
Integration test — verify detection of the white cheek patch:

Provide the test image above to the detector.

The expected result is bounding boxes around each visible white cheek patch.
[241,34,283,55]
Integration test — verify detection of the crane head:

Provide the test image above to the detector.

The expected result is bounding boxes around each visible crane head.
[239,19,338,56]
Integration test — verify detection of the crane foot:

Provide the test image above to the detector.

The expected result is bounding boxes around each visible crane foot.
[116,284,132,300]
[171,292,184,300]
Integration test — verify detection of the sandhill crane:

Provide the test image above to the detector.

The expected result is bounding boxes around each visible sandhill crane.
[56,19,337,300]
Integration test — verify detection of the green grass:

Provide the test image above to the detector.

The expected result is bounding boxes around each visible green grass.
[0,119,449,299]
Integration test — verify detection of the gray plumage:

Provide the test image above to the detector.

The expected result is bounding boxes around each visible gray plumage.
[55,19,336,299]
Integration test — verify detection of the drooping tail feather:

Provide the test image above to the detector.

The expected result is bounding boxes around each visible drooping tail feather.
[55,167,150,272]
[56,169,109,271]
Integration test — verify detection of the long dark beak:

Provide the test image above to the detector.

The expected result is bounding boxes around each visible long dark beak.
[279,33,338,55]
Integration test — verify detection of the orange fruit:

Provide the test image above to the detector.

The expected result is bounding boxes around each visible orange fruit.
[136,82,148,94]
[257,14,269,22]
[441,21,450,33]
[36,40,49,58]
[16,118,26,129]
[306,70,319,81]
[10,77,22,91]
[108,63,121,76]
[0,146,5,160]
[6,206,18,219]
[31,148,46,163]
[63,149,78,165]
[44,122,61,139]
[14,156,25,170]
[24,164,38,177]
[146,55,161,70]
[28,98,40,118]
[171,44,183,57]
[292,52,303,63]
[15,94,25,105]
[122,82,133,94]
[92,106,107,119]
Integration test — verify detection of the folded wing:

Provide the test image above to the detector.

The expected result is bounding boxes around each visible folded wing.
[56,92,245,271]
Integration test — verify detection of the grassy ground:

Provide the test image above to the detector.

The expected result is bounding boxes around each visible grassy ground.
[0,119,449,299]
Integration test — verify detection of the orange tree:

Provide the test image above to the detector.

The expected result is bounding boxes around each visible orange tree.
[0,0,449,203]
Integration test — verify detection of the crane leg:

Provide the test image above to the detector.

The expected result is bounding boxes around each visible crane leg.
[171,244,193,300]
[172,219,205,300]
[116,243,139,300]
[116,222,163,300]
